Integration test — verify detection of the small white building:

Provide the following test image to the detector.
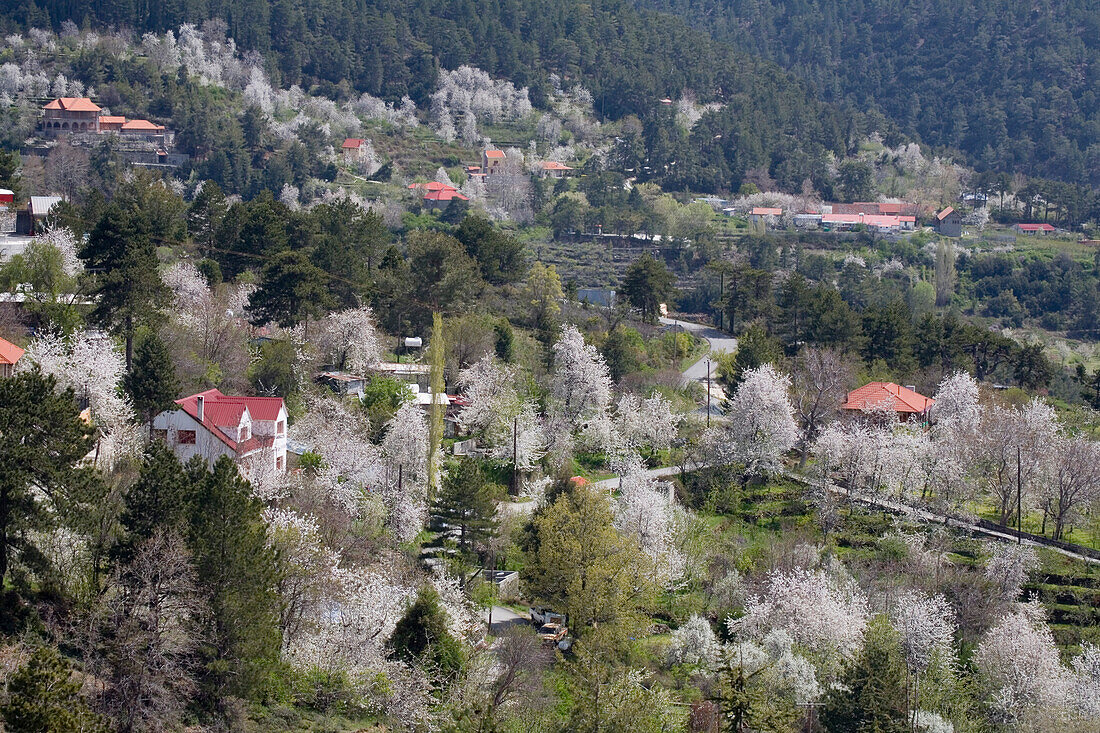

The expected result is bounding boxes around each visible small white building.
[153,389,288,476]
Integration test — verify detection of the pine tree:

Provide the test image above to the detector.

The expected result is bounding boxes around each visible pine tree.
[116,442,192,565]
[820,617,909,732]
[390,586,463,681]
[430,458,497,558]
[0,369,98,592]
[248,250,335,329]
[80,202,170,370]
[125,330,179,431]
[187,456,282,705]
[1,646,107,733]
[622,252,676,323]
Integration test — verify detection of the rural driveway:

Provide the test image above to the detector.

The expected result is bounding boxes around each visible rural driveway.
[485,605,529,634]
[661,316,737,418]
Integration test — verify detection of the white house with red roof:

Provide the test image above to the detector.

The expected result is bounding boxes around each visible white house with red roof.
[841,382,934,421]
[1013,223,1057,235]
[153,389,288,475]
[539,161,573,179]
[482,149,507,174]
[342,138,366,162]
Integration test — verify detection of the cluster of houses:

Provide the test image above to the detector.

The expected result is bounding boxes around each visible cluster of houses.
[738,200,1060,239]
[37,97,183,166]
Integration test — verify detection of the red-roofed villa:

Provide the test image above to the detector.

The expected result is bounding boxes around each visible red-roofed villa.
[1013,223,1056,235]
[540,161,573,178]
[0,336,25,378]
[153,389,288,475]
[842,382,934,420]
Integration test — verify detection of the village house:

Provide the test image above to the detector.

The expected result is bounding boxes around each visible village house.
[749,207,782,226]
[0,336,24,378]
[820,213,914,233]
[934,207,963,237]
[1013,223,1057,235]
[0,189,14,207]
[841,382,934,422]
[342,138,367,163]
[832,201,919,217]
[482,149,507,175]
[39,97,175,147]
[539,161,573,179]
[152,389,288,476]
[15,196,63,236]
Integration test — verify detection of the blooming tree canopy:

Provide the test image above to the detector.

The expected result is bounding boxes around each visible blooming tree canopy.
[316,306,382,374]
[720,364,799,476]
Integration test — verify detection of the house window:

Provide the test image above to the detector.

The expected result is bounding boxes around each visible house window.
[240,425,250,441]
[276,420,285,435]
[177,430,196,444]
[276,456,284,471]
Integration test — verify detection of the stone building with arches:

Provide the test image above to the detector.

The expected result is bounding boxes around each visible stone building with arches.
[41,96,102,134]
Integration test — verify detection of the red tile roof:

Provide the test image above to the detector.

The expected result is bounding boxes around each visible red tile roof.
[484,150,505,159]
[98,115,126,124]
[842,382,934,415]
[935,206,955,221]
[342,138,364,149]
[751,207,782,216]
[43,97,101,112]
[541,161,573,171]
[121,119,164,131]
[423,189,469,202]
[0,336,24,366]
[1015,223,1056,232]
[408,181,456,191]
[173,389,285,452]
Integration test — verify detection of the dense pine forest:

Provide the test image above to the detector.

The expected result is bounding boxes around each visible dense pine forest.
[635,0,1100,186]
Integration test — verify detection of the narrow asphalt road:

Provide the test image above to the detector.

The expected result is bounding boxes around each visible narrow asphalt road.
[484,604,529,634]
[660,315,737,419]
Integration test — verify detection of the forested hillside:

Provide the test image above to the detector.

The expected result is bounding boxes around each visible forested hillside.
[636,0,1100,187]
[2,0,860,194]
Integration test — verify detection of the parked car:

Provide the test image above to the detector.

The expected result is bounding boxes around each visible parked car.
[529,606,565,626]
[538,622,569,647]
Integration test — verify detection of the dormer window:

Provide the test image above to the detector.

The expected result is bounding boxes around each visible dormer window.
[239,425,250,442]
[276,420,285,435]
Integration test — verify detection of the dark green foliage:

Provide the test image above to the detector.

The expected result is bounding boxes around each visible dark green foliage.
[405,230,485,329]
[360,375,415,434]
[493,319,515,362]
[248,250,336,328]
[0,369,98,592]
[310,198,390,307]
[722,324,782,388]
[453,215,526,285]
[860,301,916,376]
[0,646,107,733]
[80,201,171,370]
[1076,364,1100,410]
[389,586,464,682]
[820,617,909,732]
[125,330,179,427]
[0,149,21,201]
[430,458,498,559]
[622,253,677,323]
[601,326,645,382]
[116,442,192,564]
[250,339,302,399]
[187,456,282,705]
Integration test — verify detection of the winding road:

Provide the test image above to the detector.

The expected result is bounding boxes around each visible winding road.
[660,315,737,420]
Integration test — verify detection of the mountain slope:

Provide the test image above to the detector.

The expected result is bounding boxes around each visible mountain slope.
[633,0,1100,187]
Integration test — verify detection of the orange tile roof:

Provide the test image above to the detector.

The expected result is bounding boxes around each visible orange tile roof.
[121,119,164,131]
[751,207,782,215]
[43,97,101,112]
[342,138,364,149]
[842,382,934,414]
[408,182,456,191]
[0,336,24,366]
[935,206,955,221]
[484,150,505,159]
[541,161,573,171]
[99,115,126,124]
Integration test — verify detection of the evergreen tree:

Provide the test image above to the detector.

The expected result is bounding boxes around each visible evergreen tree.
[116,442,192,564]
[723,325,782,388]
[188,180,228,259]
[80,202,170,369]
[187,456,282,705]
[493,319,515,362]
[0,369,98,592]
[0,646,107,733]
[820,617,909,732]
[430,458,497,559]
[0,149,21,201]
[248,250,335,328]
[125,330,179,430]
[389,586,464,681]
[453,215,526,285]
[622,253,676,323]
[427,313,445,498]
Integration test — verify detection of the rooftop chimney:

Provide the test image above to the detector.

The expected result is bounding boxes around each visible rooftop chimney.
[196,395,204,421]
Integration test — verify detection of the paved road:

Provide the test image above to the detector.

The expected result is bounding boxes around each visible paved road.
[484,605,529,634]
[660,316,737,419]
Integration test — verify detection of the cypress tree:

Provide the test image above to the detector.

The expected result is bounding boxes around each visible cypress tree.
[125,330,179,431]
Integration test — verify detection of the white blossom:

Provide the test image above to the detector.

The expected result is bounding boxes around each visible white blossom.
[551,325,613,449]
[380,402,430,540]
[719,364,799,476]
[316,307,382,374]
[984,543,1040,601]
[930,371,981,432]
[666,615,721,669]
[890,590,956,676]
[613,452,685,585]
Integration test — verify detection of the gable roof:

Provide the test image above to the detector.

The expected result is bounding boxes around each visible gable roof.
[172,389,285,452]
[29,196,63,217]
[342,138,364,149]
[408,181,456,191]
[121,119,164,131]
[0,336,24,366]
[423,188,469,202]
[541,161,572,171]
[935,206,955,221]
[842,382,934,414]
[484,149,505,159]
[1015,223,1056,232]
[751,207,782,216]
[43,97,101,112]
[98,115,126,124]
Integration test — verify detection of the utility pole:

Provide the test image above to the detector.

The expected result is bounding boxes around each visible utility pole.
[511,416,518,496]
[1016,446,1022,544]
[706,358,712,427]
